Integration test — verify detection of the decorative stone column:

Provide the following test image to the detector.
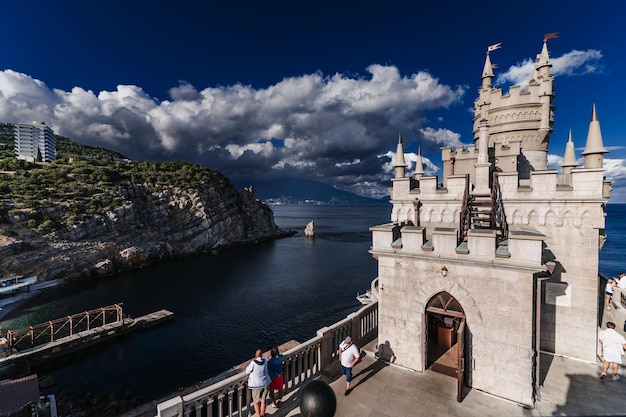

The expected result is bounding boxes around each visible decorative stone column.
[474,118,492,195]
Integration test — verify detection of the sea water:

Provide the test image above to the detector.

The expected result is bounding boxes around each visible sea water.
[0,204,389,409]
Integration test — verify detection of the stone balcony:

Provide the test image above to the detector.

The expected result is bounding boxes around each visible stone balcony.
[147,298,625,417]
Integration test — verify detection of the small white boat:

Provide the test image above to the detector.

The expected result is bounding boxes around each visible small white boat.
[356,290,373,304]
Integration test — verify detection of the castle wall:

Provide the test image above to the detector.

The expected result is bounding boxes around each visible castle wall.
[371,225,542,406]
[498,169,606,361]
[383,165,608,386]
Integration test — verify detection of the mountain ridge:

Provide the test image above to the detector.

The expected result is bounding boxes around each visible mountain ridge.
[239,178,387,205]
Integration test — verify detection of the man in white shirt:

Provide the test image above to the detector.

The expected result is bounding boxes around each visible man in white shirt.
[338,336,360,395]
[616,272,626,289]
[599,322,626,380]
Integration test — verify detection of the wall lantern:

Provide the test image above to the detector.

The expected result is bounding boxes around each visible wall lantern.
[441,266,448,277]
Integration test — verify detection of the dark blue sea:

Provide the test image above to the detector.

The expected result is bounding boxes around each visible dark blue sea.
[1,203,623,411]
[0,205,389,409]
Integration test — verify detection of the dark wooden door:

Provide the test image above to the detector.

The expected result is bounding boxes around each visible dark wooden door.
[457,318,467,402]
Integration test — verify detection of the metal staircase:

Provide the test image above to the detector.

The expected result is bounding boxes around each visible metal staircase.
[459,173,508,244]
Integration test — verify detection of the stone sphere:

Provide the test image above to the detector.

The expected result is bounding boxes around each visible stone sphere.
[299,380,337,417]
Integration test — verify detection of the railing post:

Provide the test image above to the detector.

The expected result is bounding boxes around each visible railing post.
[217,394,224,417]
[317,326,334,370]
[206,398,214,417]
[348,312,360,345]
[156,396,183,417]
[236,386,243,417]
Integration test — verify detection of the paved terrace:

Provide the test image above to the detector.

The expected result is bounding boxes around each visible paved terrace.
[260,299,626,417]
[268,342,624,417]
[147,299,626,417]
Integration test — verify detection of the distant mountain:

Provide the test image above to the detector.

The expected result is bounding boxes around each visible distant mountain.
[240,178,387,205]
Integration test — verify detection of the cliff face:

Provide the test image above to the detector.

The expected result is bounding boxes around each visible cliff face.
[0,182,286,281]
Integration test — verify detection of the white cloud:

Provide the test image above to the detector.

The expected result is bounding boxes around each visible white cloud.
[496,49,603,88]
[0,49,610,199]
[552,50,603,76]
[380,150,439,178]
[0,66,465,198]
[419,127,463,147]
[604,158,626,182]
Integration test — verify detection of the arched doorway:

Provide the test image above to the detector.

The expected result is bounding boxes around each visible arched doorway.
[425,291,471,401]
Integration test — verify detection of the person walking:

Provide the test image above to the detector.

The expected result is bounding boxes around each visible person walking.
[246,349,271,416]
[605,278,616,309]
[338,336,360,395]
[267,345,285,408]
[599,322,626,381]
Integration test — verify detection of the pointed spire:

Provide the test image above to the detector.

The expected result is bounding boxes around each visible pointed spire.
[536,39,551,68]
[394,133,407,179]
[481,53,494,89]
[561,130,577,168]
[581,104,608,169]
[482,53,494,79]
[415,146,424,178]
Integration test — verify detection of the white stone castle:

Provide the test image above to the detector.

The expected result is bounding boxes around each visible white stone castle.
[370,37,611,406]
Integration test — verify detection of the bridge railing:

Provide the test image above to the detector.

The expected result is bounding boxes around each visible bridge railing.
[156,301,378,417]
[4,304,124,352]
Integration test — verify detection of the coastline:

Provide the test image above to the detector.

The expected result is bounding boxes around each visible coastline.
[0,279,62,321]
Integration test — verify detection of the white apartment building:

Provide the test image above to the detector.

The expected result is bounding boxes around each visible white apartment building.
[14,121,57,163]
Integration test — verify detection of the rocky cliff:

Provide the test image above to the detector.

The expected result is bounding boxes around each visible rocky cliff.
[0,181,289,282]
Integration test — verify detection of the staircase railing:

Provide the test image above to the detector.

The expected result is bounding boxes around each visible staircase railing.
[459,174,471,244]
[492,172,508,244]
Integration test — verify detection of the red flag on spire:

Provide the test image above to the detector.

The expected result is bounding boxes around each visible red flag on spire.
[544,32,559,42]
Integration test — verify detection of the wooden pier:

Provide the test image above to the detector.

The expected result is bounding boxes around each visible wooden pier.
[0,305,173,378]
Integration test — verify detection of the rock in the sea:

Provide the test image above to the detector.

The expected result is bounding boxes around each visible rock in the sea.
[304,220,315,238]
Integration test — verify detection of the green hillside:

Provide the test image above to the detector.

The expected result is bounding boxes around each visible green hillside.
[0,133,229,235]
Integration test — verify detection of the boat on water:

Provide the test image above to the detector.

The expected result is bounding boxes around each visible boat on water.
[356,290,373,304]
[357,277,380,304]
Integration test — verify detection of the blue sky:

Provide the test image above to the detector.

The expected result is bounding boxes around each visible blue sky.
[1,1,624,201]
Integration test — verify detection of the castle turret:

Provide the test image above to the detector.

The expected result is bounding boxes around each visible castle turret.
[394,133,407,179]
[581,104,608,169]
[475,44,499,123]
[561,130,577,184]
[535,38,552,81]
[523,38,554,173]
[414,146,424,179]
[481,51,495,89]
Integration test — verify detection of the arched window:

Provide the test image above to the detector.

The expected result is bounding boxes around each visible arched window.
[426,291,465,318]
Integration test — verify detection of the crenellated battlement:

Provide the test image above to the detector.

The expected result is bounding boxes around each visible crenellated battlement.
[370,222,545,268]
[390,166,610,232]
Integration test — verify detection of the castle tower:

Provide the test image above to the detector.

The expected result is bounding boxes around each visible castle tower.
[414,147,424,179]
[560,130,577,184]
[474,43,498,134]
[527,39,555,171]
[469,39,555,182]
[394,133,407,179]
[581,104,608,169]
[371,37,610,409]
